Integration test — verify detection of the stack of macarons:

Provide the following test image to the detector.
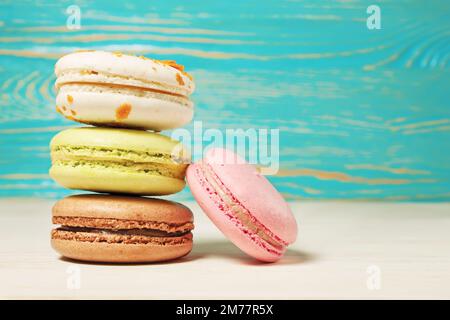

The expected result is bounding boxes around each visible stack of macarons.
[49,50,195,263]
[49,50,298,264]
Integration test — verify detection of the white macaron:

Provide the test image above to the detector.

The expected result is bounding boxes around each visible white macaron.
[54,50,195,131]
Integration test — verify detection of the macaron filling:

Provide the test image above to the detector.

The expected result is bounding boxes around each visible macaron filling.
[52,217,194,245]
[57,226,191,237]
[51,145,187,179]
[197,163,289,255]
[58,83,192,107]
[52,228,193,245]
[51,145,187,163]
[52,159,184,179]
[56,69,192,99]
[53,215,194,233]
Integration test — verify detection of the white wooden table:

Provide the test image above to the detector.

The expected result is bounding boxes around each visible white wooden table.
[1,199,449,299]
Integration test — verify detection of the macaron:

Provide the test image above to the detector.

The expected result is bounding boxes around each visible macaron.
[49,127,189,195]
[54,50,195,131]
[187,148,297,262]
[51,194,194,263]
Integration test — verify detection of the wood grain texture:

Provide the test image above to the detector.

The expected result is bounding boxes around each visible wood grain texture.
[1,200,449,299]
[0,1,449,200]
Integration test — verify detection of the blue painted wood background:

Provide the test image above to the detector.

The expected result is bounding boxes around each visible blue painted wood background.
[0,0,449,201]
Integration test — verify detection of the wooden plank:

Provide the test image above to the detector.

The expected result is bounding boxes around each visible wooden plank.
[0,1,449,200]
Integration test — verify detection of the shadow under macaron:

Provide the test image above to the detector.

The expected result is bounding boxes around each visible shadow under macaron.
[190,240,315,266]
[57,242,315,266]
[58,252,200,266]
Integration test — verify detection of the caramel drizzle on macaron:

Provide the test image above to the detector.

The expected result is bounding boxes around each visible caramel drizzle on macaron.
[108,51,193,81]
[115,103,132,121]
[159,60,193,81]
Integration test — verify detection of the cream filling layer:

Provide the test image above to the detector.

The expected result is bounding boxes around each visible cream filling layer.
[51,146,187,179]
[51,145,188,165]
[52,228,192,245]
[53,216,194,233]
[52,159,186,179]
[57,226,190,237]
[56,69,192,96]
[58,82,192,108]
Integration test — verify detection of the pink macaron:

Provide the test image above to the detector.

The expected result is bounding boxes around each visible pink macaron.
[187,148,297,262]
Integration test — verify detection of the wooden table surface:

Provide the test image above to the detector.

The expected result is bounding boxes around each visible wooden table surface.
[1,199,449,299]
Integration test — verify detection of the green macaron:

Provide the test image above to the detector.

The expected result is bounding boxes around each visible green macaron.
[49,127,190,195]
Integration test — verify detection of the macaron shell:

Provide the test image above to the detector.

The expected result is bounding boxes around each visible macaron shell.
[52,194,193,223]
[187,164,282,262]
[204,148,297,244]
[56,89,193,130]
[50,163,185,195]
[51,238,193,263]
[55,51,194,94]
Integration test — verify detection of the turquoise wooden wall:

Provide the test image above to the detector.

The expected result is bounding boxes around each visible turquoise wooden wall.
[0,1,449,201]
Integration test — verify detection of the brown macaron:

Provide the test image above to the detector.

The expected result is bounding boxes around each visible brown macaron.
[51,194,194,263]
